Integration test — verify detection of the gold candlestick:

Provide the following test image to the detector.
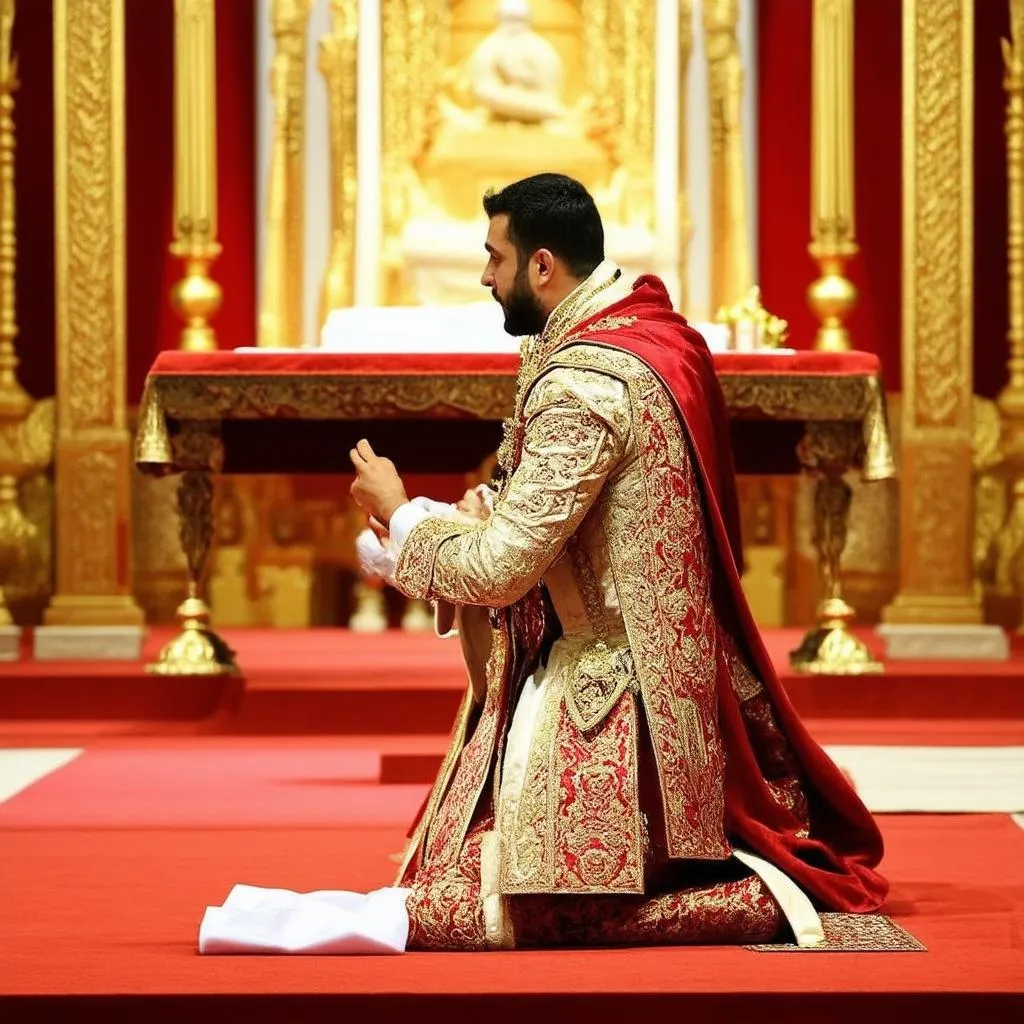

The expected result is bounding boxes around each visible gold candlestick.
[170,0,221,353]
[808,0,858,352]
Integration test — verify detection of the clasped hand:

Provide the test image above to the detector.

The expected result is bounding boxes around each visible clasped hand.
[349,439,409,528]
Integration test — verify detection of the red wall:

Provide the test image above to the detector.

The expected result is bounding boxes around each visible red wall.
[13,0,255,407]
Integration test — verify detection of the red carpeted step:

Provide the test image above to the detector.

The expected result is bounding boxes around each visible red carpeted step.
[3,628,1024,738]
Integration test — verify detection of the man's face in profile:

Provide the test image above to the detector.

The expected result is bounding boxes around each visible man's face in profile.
[480,214,547,336]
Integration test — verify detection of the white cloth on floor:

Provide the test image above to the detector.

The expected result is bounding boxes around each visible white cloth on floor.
[198,884,412,955]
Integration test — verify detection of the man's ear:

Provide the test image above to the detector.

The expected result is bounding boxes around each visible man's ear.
[533,247,556,283]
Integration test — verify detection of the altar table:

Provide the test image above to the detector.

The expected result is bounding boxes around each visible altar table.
[136,348,895,674]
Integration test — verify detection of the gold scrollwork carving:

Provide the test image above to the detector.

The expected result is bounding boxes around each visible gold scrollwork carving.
[58,0,120,431]
[884,0,979,626]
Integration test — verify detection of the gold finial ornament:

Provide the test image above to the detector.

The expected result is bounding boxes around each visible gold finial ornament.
[808,0,858,352]
[170,0,221,352]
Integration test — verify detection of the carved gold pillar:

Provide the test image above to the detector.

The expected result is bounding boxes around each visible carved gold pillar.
[319,0,358,324]
[678,0,693,313]
[170,0,221,352]
[808,0,858,353]
[993,0,1024,626]
[704,0,752,313]
[259,0,313,349]
[881,0,984,633]
[40,0,145,655]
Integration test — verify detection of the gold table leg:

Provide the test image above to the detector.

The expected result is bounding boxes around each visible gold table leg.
[790,423,883,674]
[147,468,238,676]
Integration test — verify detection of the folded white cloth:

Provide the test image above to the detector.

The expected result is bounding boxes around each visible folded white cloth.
[198,884,413,955]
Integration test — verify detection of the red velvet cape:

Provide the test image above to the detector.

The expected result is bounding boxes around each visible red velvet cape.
[569,275,888,914]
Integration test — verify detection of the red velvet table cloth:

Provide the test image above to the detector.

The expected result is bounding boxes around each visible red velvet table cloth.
[149,349,882,379]
[137,349,893,480]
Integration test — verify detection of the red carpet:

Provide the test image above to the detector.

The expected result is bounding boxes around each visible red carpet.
[0,739,1022,1022]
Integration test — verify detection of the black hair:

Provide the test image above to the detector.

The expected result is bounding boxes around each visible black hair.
[482,172,604,279]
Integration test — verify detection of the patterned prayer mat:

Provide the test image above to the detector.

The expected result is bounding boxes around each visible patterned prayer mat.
[748,913,926,952]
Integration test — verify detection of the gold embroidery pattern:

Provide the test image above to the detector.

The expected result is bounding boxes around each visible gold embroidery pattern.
[501,686,645,895]
[553,692,644,892]
[497,263,632,476]
[395,686,474,884]
[565,537,636,732]
[393,516,478,600]
[583,314,638,334]
[421,391,624,608]
[424,628,509,866]
[406,819,491,952]
[548,345,730,860]
[508,871,783,949]
[748,913,926,953]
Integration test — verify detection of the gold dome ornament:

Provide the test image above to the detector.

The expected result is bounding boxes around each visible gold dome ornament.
[147,582,238,676]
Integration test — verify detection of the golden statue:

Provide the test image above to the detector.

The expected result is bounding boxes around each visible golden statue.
[383,0,655,305]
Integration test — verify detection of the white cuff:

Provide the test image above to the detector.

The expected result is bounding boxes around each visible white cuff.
[389,500,439,554]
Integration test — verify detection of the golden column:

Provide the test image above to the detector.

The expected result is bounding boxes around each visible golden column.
[39,0,145,657]
[704,0,752,312]
[170,0,220,352]
[808,0,857,353]
[992,0,1024,618]
[259,0,313,349]
[881,0,986,642]
[677,0,693,314]
[0,0,53,656]
[319,0,358,323]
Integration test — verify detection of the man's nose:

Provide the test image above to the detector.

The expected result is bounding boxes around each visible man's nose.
[480,268,493,288]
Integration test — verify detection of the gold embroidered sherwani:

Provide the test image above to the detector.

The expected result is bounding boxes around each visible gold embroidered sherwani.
[386,263,886,951]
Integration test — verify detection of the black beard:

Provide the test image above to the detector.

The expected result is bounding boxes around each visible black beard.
[500,272,547,337]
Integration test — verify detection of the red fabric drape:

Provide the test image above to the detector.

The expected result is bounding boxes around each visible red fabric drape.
[757,0,901,386]
[572,277,888,913]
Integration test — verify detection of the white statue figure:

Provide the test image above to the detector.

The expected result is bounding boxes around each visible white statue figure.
[466,0,567,125]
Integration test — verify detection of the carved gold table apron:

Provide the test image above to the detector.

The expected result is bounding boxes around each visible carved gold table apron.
[135,349,894,675]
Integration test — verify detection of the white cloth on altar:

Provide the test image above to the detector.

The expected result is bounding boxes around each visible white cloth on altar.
[198,884,412,955]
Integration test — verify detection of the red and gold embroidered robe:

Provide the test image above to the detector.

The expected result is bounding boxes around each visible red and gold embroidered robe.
[389,266,887,950]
